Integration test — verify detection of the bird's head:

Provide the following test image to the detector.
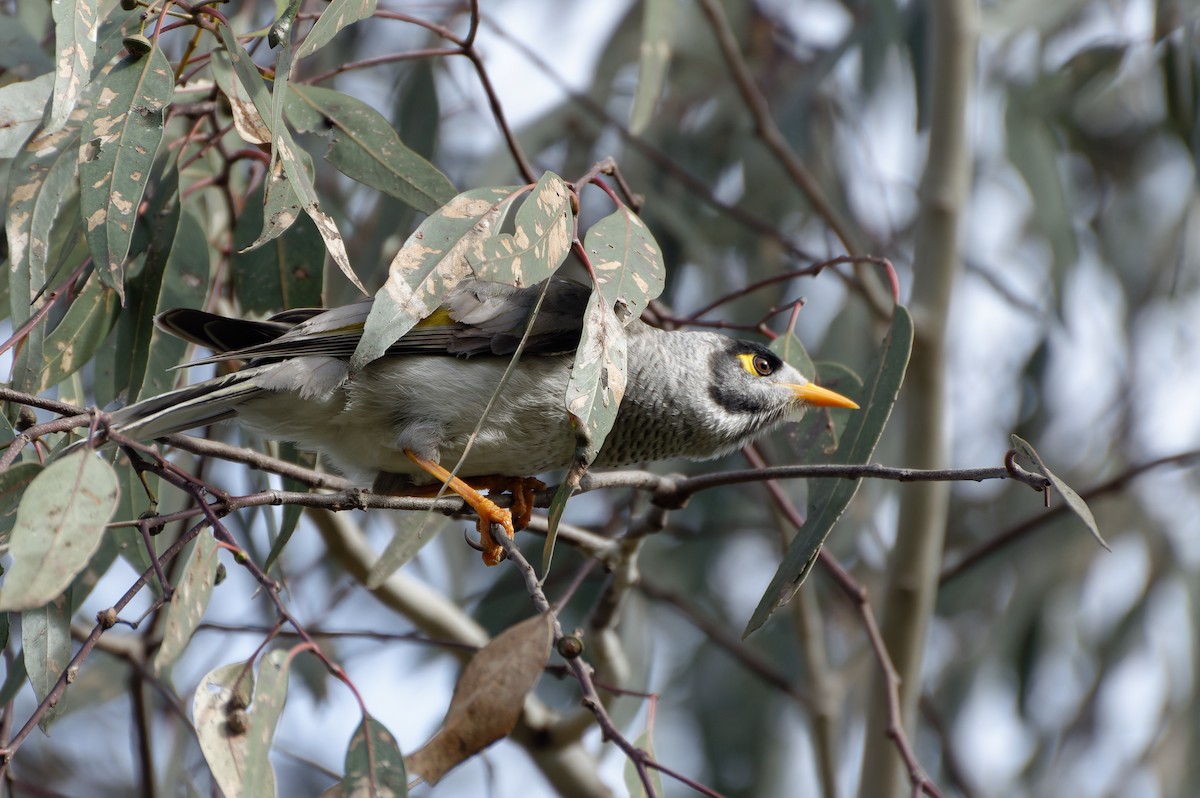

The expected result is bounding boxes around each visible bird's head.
[699,338,859,451]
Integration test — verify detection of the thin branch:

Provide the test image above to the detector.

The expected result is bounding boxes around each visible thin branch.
[941,449,1200,584]
[482,16,823,264]
[495,533,729,798]
[0,517,208,767]
[733,447,944,797]
[819,555,945,798]
[637,580,812,709]
[692,0,862,258]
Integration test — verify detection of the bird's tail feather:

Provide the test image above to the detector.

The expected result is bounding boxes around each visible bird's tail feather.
[106,367,269,442]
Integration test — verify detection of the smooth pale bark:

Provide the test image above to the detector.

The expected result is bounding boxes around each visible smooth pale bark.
[859,1,978,795]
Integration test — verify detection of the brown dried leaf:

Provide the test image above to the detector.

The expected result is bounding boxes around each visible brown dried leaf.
[404,613,553,785]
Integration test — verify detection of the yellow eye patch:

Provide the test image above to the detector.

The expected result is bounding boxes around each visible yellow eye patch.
[737,353,774,377]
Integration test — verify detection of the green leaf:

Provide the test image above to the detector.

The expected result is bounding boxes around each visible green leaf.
[544,292,627,574]
[139,209,212,398]
[22,591,72,731]
[543,207,665,571]
[269,0,303,48]
[6,107,83,391]
[583,206,666,323]
[78,45,174,300]
[0,74,54,158]
[211,33,303,250]
[351,185,520,370]
[244,154,307,252]
[194,660,264,798]
[466,171,573,285]
[34,273,121,393]
[209,46,270,146]
[216,24,365,295]
[295,0,377,59]
[770,331,815,380]
[629,0,675,134]
[366,512,450,589]
[566,291,628,467]
[787,361,864,460]
[285,85,456,214]
[47,0,101,133]
[113,164,180,402]
[342,714,407,798]
[0,462,42,545]
[0,451,121,611]
[1010,434,1108,549]
[67,514,124,610]
[243,650,292,796]
[744,306,914,638]
[233,189,325,313]
[153,532,219,675]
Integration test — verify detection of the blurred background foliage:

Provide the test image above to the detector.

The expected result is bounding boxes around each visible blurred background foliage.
[1,0,1199,796]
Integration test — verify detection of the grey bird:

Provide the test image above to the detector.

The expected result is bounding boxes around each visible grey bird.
[108,278,858,564]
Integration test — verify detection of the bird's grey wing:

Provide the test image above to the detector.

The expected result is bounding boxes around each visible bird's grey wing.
[161,302,376,364]
[160,277,591,365]
[441,277,590,356]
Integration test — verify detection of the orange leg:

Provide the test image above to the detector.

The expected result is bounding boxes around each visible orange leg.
[404,451,516,566]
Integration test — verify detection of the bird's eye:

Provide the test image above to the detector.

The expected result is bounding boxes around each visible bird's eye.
[751,355,773,376]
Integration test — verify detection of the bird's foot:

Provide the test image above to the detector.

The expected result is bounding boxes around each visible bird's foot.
[402,451,544,566]
[468,476,546,531]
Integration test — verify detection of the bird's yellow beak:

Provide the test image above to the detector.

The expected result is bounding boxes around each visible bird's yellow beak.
[792,382,859,409]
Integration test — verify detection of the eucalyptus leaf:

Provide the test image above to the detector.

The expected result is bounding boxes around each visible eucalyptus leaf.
[466,171,573,286]
[287,84,456,214]
[744,306,913,638]
[0,451,120,611]
[342,714,407,798]
[0,73,54,158]
[296,0,377,60]
[243,650,292,795]
[34,273,120,394]
[153,532,220,675]
[216,24,365,295]
[194,660,263,798]
[78,46,174,300]
[366,512,451,589]
[47,0,101,133]
[22,591,71,731]
[630,0,675,134]
[1011,434,1108,549]
[352,185,520,370]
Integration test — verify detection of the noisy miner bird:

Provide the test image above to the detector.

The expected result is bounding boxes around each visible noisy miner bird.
[108,277,858,564]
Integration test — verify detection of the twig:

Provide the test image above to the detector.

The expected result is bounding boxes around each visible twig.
[494,533,728,798]
[941,449,1200,583]
[0,517,209,768]
[637,580,811,708]
[482,15,822,264]
[739,444,944,797]
[692,0,861,257]
[817,555,945,798]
